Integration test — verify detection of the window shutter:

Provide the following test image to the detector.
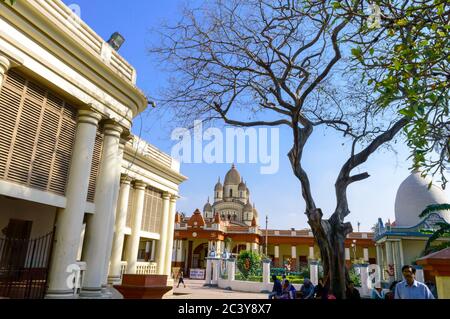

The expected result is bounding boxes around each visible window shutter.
[0,71,77,196]
[86,132,103,202]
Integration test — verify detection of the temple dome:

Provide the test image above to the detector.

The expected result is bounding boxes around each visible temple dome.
[215,178,223,191]
[203,200,212,212]
[238,180,246,191]
[224,164,241,185]
[394,171,450,227]
[244,201,253,212]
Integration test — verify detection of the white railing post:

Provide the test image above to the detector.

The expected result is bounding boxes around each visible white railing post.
[359,264,370,297]
[310,260,318,286]
[263,259,271,285]
[227,259,236,282]
[204,258,213,286]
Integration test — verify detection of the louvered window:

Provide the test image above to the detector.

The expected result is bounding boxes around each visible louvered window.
[0,71,103,203]
[141,187,163,233]
[0,71,77,196]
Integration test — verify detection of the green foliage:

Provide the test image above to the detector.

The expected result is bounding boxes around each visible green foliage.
[342,1,450,187]
[1,0,16,5]
[349,267,362,287]
[236,250,261,279]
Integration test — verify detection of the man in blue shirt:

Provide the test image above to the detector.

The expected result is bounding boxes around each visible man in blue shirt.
[395,265,435,299]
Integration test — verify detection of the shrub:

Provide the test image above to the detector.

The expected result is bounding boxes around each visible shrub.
[236,250,261,279]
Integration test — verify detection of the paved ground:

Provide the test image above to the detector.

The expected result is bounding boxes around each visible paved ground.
[166,279,268,299]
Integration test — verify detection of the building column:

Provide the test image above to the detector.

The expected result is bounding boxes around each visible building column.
[385,240,395,281]
[164,195,177,276]
[274,245,280,267]
[376,244,382,268]
[125,181,147,274]
[102,138,126,286]
[0,55,11,88]
[108,176,131,283]
[394,241,403,280]
[363,248,369,263]
[81,123,123,297]
[291,246,297,271]
[151,240,156,261]
[309,246,315,260]
[156,192,171,274]
[46,109,102,298]
[251,242,258,253]
[246,243,251,251]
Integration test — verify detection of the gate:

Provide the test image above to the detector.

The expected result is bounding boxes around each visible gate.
[0,231,54,299]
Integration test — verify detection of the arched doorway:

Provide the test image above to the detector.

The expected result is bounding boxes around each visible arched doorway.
[192,243,208,269]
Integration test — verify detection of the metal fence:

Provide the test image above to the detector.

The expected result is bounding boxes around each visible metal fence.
[0,231,54,299]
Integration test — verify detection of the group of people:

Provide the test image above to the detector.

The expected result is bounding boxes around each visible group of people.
[269,264,436,300]
[269,275,358,299]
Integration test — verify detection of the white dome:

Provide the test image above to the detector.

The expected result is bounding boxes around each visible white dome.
[394,171,450,227]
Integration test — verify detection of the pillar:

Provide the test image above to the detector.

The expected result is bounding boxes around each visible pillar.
[46,109,102,298]
[101,138,126,286]
[291,246,297,271]
[211,258,220,285]
[0,55,11,88]
[227,259,235,281]
[107,176,131,284]
[81,123,123,297]
[204,258,213,286]
[376,244,382,267]
[274,245,280,267]
[309,246,314,259]
[310,260,318,286]
[415,265,424,283]
[246,242,251,251]
[164,195,177,276]
[251,242,258,253]
[262,259,271,285]
[125,181,147,274]
[359,264,370,296]
[393,241,402,280]
[156,192,171,274]
[385,241,395,282]
[363,248,369,263]
[151,240,156,261]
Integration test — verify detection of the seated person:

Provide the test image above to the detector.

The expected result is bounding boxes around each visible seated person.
[299,278,315,299]
[268,275,283,299]
[280,280,297,299]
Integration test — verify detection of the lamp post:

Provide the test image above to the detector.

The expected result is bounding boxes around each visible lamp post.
[265,215,268,256]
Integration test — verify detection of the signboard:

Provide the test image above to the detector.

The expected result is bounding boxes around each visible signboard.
[189,268,205,279]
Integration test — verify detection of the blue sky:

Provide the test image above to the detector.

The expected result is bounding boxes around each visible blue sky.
[63,0,449,231]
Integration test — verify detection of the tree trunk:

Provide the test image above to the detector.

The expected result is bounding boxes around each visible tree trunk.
[307,208,352,299]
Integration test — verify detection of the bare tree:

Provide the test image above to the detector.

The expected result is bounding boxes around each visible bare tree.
[149,0,408,298]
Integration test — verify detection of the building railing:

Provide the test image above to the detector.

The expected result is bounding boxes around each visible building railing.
[28,0,137,84]
[127,136,179,171]
[136,262,157,275]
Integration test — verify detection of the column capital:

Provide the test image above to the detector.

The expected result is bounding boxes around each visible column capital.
[103,121,124,138]
[134,180,147,190]
[0,55,11,74]
[170,194,179,202]
[162,192,171,200]
[77,109,102,126]
[120,174,132,185]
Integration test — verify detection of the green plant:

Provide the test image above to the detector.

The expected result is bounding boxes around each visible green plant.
[348,267,362,287]
[1,0,16,5]
[236,250,261,279]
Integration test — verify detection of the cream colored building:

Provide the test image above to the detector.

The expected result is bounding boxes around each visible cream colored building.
[0,0,186,299]
[374,171,450,283]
